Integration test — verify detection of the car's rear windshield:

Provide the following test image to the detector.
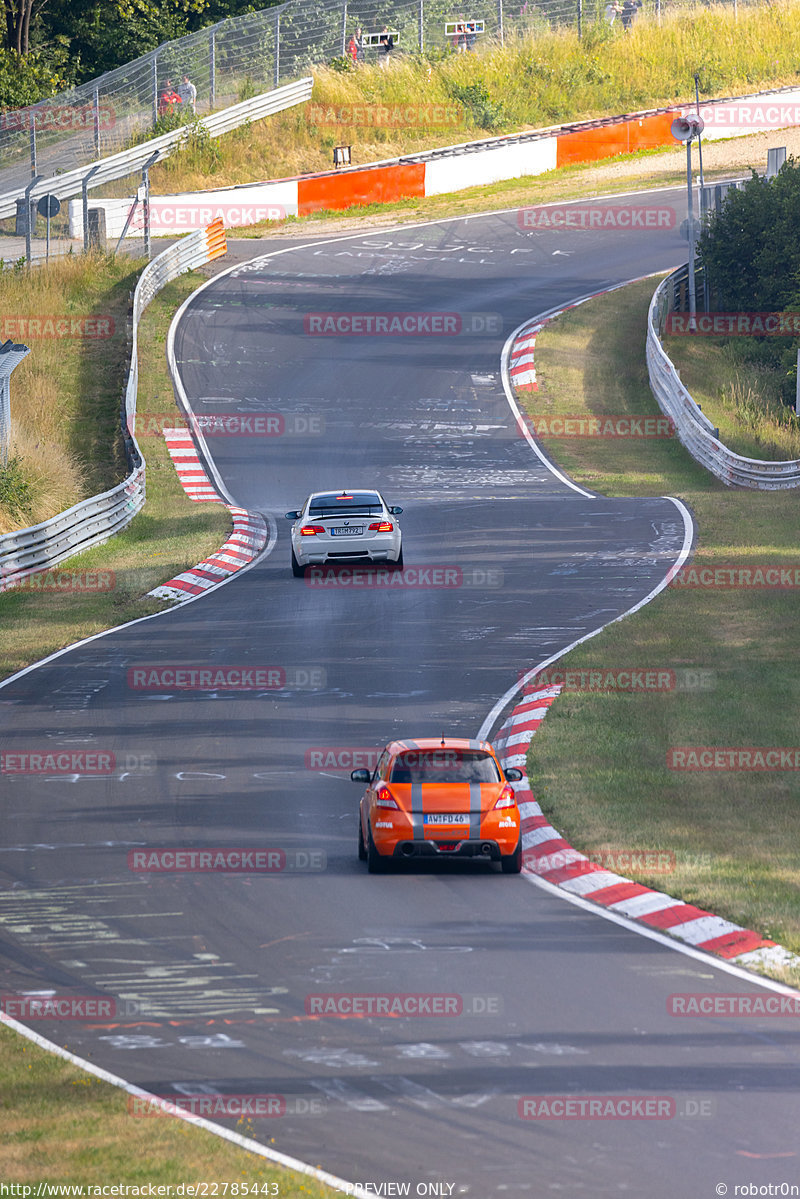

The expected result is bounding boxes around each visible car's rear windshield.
[309,492,383,517]
[389,750,501,784]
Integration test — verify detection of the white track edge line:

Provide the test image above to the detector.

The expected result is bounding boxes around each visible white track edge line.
[0,1011,371,1197]
[520,872,800,997]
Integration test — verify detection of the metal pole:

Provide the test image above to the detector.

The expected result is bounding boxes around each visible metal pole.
[210,29,216,108]
[686,139,697,332]
[46,210,50,263]
[694,73,704,193]
[795,348,800,416]
[274,11,280,88]
[152,53,158,127]
[82,164,100,253]
[341,0,347,56]
[93,87,100,156]
[23,175,40,266]
[0,377,9,468]
[419,0,424,51]
[29,107,37,177]
[577,0,582,40]
[143,166,151,260]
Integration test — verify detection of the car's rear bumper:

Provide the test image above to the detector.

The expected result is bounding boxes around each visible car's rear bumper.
[390,839,506,862]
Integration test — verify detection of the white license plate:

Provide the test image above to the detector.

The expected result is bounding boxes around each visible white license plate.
[330,526,363,536]
[425,813,468,825]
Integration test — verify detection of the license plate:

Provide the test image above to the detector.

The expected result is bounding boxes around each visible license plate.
[425,813,467,825]
[330,526,363,536]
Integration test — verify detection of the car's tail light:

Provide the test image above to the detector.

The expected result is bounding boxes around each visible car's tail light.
[368,521,394,533]
[300,524,325,536]
[375,785,399,809]
[493,785,517,810]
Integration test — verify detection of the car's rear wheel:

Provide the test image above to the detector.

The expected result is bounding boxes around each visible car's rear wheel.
[367,824,389,873]
[393,547,404,570]
[291,548,304,577]
[501,839,522,874]
[358,814,367,861]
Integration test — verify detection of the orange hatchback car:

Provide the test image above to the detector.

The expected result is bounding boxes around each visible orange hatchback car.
[352,737,524,874]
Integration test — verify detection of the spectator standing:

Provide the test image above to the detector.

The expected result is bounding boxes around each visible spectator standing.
[378,26,394,67]
[347,30,359,63]
[158,79,182,117]
[604,0,622,23]
[179,74,197,114]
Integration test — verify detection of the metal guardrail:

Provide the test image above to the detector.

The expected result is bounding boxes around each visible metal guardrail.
[0,221,227,592]
[647,265,800,490]
[0,78,312,224]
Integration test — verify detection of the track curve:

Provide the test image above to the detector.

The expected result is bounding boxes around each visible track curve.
[2,189,799,1198]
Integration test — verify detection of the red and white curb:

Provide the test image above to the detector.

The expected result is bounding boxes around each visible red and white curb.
[496,685,800,975]
[508,286,633,396]
[147,427,267,602]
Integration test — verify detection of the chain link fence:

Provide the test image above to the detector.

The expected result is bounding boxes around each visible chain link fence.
[0,0,761,196]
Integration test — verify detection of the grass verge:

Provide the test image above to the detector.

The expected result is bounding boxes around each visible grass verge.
[0,1023,340,1194]
[520,277,800,983]
[662,332,800,460]
[0,254,138,534]
[0,268,231,683]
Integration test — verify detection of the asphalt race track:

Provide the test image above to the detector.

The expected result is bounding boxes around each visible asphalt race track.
[2,189,799,1197]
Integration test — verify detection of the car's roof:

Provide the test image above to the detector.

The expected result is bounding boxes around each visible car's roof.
[306,489,384,502]
[386,738,495,755]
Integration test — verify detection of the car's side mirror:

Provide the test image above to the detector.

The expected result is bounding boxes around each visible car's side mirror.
[505,767,523,781]
[389,506,403,515]
[284,510,300,520]
[350,768,371,783]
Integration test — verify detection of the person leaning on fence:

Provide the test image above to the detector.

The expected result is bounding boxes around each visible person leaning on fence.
[158,79,182,117]
[378,26,394,66]
[454,15,468,52]
[180,74,197,114]
[620,0,641,30]
[604,0,623,23]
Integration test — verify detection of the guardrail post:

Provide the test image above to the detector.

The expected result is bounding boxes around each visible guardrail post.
[0,340,31,468]
[93,87,101,156]
[82,164,100,253]
[274,12,280,88]
[418,0,424,51]
[209,28,216,108]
